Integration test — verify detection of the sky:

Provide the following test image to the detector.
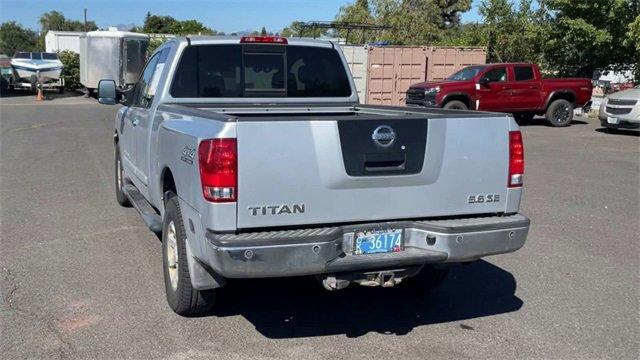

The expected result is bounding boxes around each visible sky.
[0,0,481,34]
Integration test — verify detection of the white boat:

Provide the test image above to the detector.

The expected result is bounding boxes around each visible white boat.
[10,52,64,92]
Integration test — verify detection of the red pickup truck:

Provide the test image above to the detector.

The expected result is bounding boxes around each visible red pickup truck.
[406,63,593,127]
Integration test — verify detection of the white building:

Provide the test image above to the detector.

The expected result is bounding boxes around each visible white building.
[45,31,85,54]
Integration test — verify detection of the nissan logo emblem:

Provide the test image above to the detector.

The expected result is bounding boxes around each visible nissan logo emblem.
[372,125,396,147]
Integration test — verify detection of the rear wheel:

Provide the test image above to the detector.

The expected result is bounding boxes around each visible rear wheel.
[545,99,574,127]
[443,100,468,110]
[403,265,449,292]
[163,194,216,315]
[114,145,131,207]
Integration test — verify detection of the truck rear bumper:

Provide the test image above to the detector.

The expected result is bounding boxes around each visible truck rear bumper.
[204,214,530,278]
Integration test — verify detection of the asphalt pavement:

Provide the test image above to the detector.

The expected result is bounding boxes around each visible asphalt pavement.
[1,93,638,359]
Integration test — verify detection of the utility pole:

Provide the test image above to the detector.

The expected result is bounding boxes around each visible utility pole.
[84,8,87,32]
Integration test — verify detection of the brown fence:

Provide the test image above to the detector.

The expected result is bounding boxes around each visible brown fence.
[364,46,486,105]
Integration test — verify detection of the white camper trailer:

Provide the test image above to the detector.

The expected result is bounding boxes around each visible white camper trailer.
[80,30,149,92]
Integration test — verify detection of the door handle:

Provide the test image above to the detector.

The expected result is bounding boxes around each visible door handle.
[529,85,539,89]
[131,117,139,127]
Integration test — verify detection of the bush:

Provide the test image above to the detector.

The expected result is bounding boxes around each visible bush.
[148,38,166,55]
[58,50,81,90]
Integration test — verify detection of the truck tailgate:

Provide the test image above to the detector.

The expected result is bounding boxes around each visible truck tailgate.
[236,113,510,229]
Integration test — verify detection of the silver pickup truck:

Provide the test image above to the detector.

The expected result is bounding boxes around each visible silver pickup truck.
[97,36,530,315]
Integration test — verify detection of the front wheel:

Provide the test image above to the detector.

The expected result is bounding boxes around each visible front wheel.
[163,194,216,316]
[443,100,468,110]
[545,99,574,127]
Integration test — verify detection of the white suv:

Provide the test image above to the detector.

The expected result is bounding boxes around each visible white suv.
[599,86,640,131]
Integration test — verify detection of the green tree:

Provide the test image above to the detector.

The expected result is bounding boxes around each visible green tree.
[280,21,325,38]
[172,19,215,35]
[479,0,547,63]
[437,0,473,28]
[627,14,640,81]
[540,0,639,78]
[58,50,81,90]
[334,0,472,44]
[260,26,268,36]
[147,38,165,55]
[39,11,97,32]
[143,13,179,33]
[0,21,39,55]
[143,12,215,35]
[335,0,375,43]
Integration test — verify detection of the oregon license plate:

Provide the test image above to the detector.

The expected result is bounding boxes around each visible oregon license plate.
[354,229,403,255]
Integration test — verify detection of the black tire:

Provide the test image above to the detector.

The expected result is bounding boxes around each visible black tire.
[545,99,574,127]
[514,112,535,123]
[443,100,468,110]
[403,265,449,292]
[58,86,64,94]
[163,194,216,316]
[114,145,131,207]
[30,75,37,93]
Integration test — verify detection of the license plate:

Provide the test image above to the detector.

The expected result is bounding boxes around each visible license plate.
[354,229,403,255]
[607,116,619,124]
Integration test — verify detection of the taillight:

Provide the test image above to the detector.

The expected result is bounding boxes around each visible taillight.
[198,138,237,202]
[508,131,524,187]
[240,36,288,44]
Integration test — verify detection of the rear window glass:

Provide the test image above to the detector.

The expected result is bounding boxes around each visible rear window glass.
[171,44,352,98]
[514,66,535,81]
[14,52,30,59]
[31,52,42,60]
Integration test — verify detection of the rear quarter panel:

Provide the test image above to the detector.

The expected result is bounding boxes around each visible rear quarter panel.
[154,107,238,234]
[542,78,593,106]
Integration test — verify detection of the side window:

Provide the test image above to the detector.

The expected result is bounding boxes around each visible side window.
[483,67,507,82]
[133,48,169,108]
[514,66,535,81]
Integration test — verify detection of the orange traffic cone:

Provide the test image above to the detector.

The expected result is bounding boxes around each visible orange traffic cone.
[36,88,44,101]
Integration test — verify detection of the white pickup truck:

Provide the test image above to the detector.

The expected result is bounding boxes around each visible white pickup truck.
[97,36,530,315]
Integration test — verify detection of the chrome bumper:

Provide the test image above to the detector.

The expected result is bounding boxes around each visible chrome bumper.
[205,214,530,278]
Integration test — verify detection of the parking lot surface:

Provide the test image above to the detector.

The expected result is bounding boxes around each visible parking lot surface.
[1,94,638,359]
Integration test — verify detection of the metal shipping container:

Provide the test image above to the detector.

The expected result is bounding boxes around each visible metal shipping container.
[80,30,149,91]
[45,31,85,54]
[365,46,428,105]
[426,47,486,81]
[340,45,368,103]
[365,46,486,106]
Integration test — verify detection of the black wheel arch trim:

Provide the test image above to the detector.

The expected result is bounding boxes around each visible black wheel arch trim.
[545,90,577,109]
[441,92,472,108]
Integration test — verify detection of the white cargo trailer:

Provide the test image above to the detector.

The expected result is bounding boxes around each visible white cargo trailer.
[80,30,149,92]
[45,31,85,54]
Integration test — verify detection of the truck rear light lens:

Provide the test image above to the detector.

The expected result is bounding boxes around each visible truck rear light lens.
[240,36,288,44]
[198,138,237,202]
[508,131,524,187]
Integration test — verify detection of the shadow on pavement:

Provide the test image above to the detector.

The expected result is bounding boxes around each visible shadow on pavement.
[212,260,522,338]
[0,89,84,99]
[595,128,639,137]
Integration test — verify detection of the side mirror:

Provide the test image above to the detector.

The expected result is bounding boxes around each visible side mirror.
[478,77,491,86]
[97,79,117,105]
